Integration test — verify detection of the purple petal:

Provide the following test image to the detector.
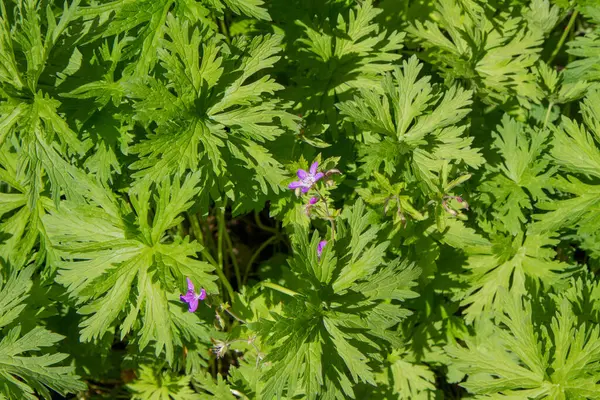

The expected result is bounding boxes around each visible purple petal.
[180,290,196,303]
[297,169,308,180]
[301,186,310,193]
[309,196,319,205]
[288,181,303,190]
[199,288,207,301]
[317,240,327,258]
[186,277,194,292]
[187,298,199,313]
[314,172,324,182]
[309,162,319,176]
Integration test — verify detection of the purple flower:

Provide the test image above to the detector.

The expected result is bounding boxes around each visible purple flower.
[288,162,324,193]
[317,240,327,259]
[309,196,319,205]
[180,278,206,313]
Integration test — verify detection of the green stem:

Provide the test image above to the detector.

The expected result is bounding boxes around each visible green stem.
[199,247,218,267]
[254,210,278,234]
[548,10,579,65]
[219,17,230,44]
[224,229,242,290]
[223,307,246,324]
[261,282,300,297]
[218,205,225,271]
[243,235,278,285]
[190,213,234,298]
[314,186,336,242]
[216,200,235,300]
[188,213,204,247]
[213,255,235,301]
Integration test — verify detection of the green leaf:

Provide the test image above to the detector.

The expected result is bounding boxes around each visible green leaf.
[479,114,555,234]
[449,291,600,398]
[222,0,270,21]
[409,0,544,108]
[0,326,85,400]
[43,173,217,362]
[389,356,436,399]
[446,227,574,323]
[124,15,293,212]
[338,55,482,199]
[0,266,34,329]
[533,91,600,257]
[128,365,202,400]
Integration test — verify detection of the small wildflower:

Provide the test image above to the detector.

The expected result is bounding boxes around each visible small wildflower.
[180,277,206,313]
[288,162,324,193]
[305,196,319,216]
[317,240,327,258]
[211,339,229,359]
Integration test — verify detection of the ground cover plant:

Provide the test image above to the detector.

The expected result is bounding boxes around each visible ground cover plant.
[2,0,600,398]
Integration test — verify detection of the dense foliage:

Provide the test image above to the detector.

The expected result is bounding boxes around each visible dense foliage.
[1,0,600,398]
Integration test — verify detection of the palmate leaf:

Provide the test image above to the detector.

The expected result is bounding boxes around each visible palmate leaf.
[0,0,86,201]
[0,0,116,273]
[338,55,483,194]
[255,200,419,400]
[120,16,294,214]
[0,267,85,399]
[128,365,202,400]
[449,291,600,398]
[409,0,550,109]
[77,0,270,78]
[209,0,271,21]
[0,266,33,330]
[43,173,217,363]
[0,0,81,95]
[387,352,436,400]
[439,220,574,323]
[79,0,206,78]
[194,372,237,399]
[0,122,123,272]
[294,0,404,97]
[284,0,404,135]
[564,5,600,84]
[479,115,555,234]
[0,148,44,269]
[0,89,88,208]
[533,90,600,258]
[536,62,589,107]
[565,31,600,83]
[0,326,86,400]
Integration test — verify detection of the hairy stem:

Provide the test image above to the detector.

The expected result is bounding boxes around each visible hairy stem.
[314,186,336,242]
